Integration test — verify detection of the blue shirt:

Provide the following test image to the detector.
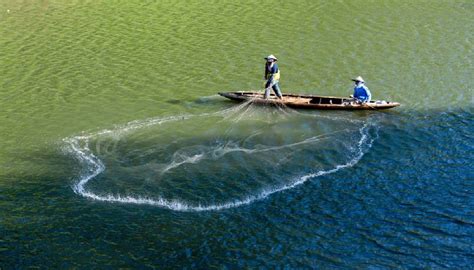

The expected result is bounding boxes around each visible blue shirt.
[353,83,371,102]
[264,63,279,83]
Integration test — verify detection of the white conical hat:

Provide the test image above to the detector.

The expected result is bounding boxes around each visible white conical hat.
[264,54,278,61]
[352,76,365,83]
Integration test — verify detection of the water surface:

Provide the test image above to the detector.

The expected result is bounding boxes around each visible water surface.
[1,0,473,268]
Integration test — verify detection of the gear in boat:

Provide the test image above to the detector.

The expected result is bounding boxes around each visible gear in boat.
[218,91,400,110]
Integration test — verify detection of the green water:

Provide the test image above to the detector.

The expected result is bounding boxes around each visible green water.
[1,0,473,268]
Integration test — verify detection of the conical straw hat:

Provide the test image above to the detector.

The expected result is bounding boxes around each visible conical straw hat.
[351,76,365,83]
[264,54,278,61]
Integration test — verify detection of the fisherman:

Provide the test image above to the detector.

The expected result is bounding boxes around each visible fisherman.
[264,54,282,99]
[351,76,371,104]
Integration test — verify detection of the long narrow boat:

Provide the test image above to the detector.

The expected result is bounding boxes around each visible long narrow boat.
[218,91,400,110]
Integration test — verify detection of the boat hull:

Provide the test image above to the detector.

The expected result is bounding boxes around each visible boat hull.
[218,91,400,110]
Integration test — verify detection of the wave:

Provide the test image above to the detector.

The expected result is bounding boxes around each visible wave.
[64,104,376,212]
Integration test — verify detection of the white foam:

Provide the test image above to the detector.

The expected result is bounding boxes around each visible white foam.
[159,128,352,173]
[64,105,376,212]
[161,153,205,174]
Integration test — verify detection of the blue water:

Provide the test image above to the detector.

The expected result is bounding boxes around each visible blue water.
[2,106,473,268]
[1,0,473,268]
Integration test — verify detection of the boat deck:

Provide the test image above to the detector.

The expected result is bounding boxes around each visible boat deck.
[218,91,400,110]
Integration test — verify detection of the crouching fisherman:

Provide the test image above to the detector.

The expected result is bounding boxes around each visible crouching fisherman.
[351,76,371,104]
[264,54,282,99]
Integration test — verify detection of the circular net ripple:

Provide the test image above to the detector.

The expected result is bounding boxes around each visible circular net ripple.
[64,101,377,211]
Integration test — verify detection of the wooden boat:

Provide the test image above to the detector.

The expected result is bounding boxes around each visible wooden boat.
[218,91,400,110]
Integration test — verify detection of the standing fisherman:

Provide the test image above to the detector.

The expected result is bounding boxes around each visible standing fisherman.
[351,76,371,104]
[264,55,282,99]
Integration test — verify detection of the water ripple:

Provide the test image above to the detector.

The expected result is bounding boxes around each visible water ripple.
[64,104,377,211]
